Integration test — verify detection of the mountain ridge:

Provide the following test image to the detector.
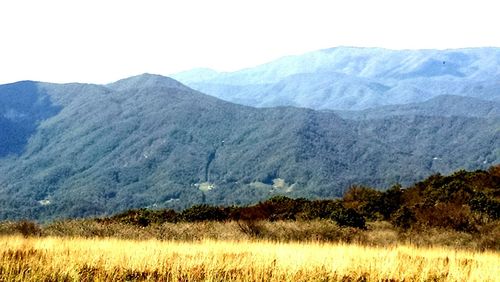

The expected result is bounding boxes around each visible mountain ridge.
[172,47,500,111]
[335,95,500,119]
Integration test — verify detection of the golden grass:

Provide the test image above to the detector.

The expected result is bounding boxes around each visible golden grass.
[4,219,499,250]
[1,235,499,281]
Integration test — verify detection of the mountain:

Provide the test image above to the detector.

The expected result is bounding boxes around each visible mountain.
[107,73,191,92]
[172,47,500,111]
[0,74,499,220]
[336,95,500,120]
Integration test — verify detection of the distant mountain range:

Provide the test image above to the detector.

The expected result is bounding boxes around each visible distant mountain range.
[0,70,498,220]
[336,95,500,120]
[172,47,500,111]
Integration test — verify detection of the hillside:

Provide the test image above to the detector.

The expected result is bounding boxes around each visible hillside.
[0,74,499,220]
[172,47,500,111]
[336,95,500,120]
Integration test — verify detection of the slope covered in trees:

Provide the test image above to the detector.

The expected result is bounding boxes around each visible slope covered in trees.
[336,95,500,120]
[0,75,498,220]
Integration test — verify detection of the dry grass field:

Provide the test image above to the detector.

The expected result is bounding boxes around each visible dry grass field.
[1,235,499,281]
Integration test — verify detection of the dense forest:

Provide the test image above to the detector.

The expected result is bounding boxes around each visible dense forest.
[1,77,498,221]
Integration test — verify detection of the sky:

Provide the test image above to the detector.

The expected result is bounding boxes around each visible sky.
[0,0,499,84]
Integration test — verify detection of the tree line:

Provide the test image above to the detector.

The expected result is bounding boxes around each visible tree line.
[101,165,500,232]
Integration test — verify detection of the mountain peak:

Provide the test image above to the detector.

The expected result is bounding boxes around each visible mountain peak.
[106,73,190,92]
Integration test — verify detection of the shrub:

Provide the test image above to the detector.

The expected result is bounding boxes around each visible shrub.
[14,220,42,237]
[299,200,342,220]
[470,192,500,220]
[108,209,178,226]
[342,185,382,219]
[331,208,366,229]
[236,220,264,238]
[377,184,403,220]
[256,196,305,221]
[414,203,477,232]
[181,204,229,222]
[392,206,416,230]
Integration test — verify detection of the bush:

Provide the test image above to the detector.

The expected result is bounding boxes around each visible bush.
[181,204,229,222]
[255,196,306,221]
[414,203,477,232]
[236,220,264,238]
[342,185,382,219]
[331,208,366,229]
[392,206,416,230]
[14,220,42,237]
[377,184,403,220]
[108,209,178,226]
[470,192,500,220]
[299,200,342,220]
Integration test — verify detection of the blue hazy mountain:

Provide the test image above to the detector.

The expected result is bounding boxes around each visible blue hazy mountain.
[335,95,500,120]
[172,47,500,111]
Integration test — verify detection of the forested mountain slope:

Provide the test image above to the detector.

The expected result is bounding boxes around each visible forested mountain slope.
[0,74,498,220]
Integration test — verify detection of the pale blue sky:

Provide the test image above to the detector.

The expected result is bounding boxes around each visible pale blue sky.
[0,0,498,84]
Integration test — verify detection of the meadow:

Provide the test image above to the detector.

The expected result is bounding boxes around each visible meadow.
[1,235,499,281]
